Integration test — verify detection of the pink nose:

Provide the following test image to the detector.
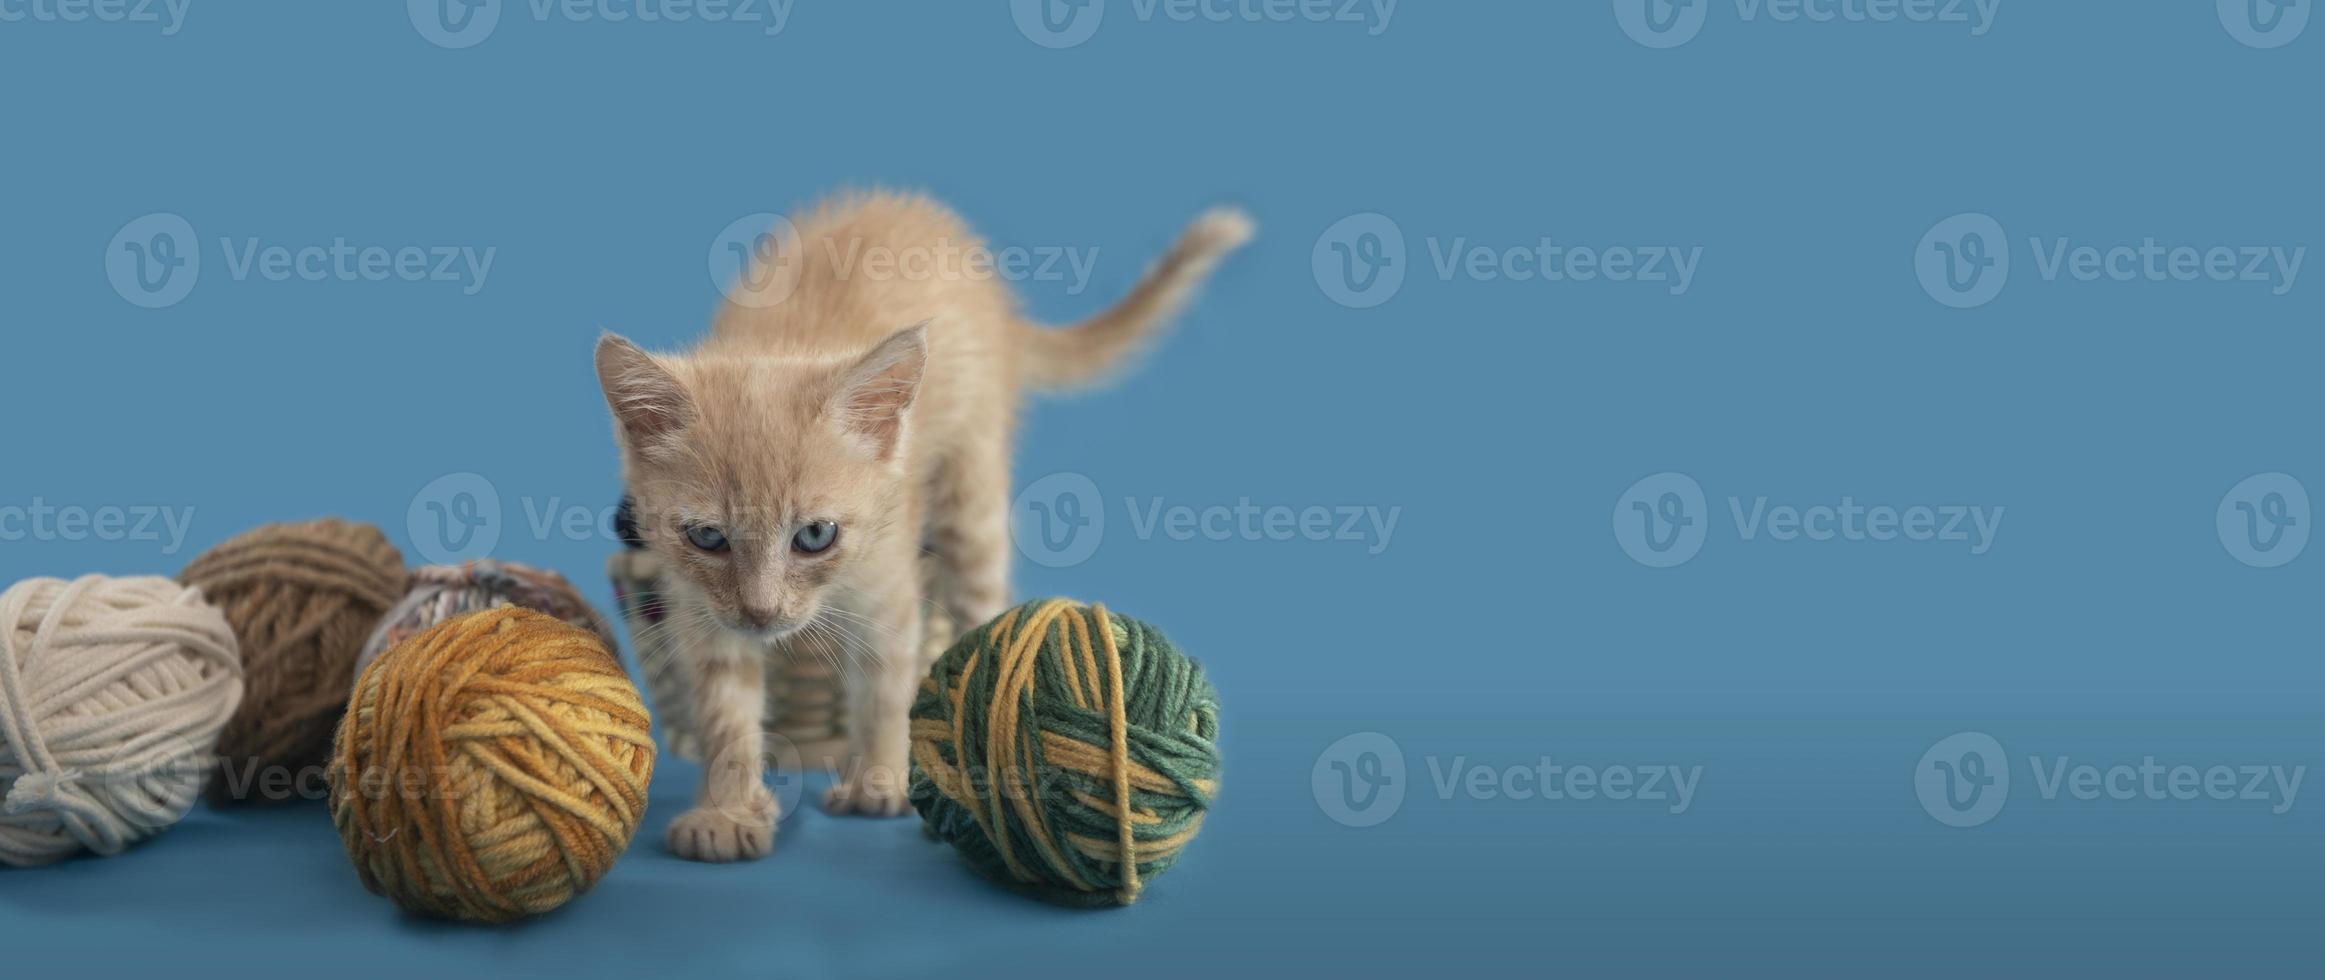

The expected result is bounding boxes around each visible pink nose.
[741,606,781,630]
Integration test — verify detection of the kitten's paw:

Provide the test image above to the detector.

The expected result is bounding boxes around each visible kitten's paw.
[822,779,912,818]
[666,796,776,862]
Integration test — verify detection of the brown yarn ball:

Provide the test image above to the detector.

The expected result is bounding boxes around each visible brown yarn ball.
[179,518,408,805]
[329,608,654,923]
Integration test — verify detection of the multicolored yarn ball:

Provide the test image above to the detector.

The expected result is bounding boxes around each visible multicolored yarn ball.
[180,517,408,805]
[355,559,617,685]
[0,575,243,867]
[329,607,654,923]
[909,598,1220,906]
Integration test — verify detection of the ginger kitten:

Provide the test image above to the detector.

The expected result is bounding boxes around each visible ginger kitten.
[596,191,1252,862]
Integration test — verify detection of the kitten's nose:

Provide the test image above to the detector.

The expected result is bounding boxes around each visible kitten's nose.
[740,606,781,630]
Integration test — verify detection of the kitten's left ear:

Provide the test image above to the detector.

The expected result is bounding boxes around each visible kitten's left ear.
[828,323,928,461]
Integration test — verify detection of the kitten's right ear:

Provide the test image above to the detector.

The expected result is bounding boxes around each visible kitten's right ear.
[595,333,693,446]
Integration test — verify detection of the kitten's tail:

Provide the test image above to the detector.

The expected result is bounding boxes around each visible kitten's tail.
[1019,206,1255,391]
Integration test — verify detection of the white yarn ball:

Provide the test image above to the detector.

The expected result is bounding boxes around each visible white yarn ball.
[0,575,244,867]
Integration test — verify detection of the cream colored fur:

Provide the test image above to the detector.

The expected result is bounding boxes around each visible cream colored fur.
[595,190,1251,862]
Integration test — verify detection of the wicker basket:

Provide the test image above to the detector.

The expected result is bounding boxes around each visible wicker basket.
[608,549,955,769]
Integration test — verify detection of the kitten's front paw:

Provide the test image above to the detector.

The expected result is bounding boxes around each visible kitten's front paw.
[822,779,912,818]
[666,795,776,862]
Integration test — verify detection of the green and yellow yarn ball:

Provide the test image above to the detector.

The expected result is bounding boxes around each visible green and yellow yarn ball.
[909,598,1220,906]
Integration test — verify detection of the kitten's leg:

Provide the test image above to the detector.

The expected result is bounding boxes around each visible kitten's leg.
[927,447,1014,638]
[665,619,778,862]
[822,545,925,818]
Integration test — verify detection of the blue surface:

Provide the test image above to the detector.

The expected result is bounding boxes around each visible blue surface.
[2,2,2322,976]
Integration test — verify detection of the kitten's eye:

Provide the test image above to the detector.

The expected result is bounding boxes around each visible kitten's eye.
[684,524,730,553]
[792,521,839,555]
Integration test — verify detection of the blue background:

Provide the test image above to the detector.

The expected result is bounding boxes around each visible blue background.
[2,1,2320,976]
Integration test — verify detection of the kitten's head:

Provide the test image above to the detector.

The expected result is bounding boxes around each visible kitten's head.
[594,326,926,640]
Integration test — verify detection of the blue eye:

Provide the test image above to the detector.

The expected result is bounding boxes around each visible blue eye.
[792,521,839,554]
[684,524,730,553]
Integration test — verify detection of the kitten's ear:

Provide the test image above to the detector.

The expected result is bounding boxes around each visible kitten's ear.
[596,333,694,447]
[828,323,928,461]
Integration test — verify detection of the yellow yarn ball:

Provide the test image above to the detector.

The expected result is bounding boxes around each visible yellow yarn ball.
[328,607,654,923]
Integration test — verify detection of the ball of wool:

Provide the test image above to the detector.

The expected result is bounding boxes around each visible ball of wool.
[909,598,1220,906]
[179,517,408,805]
[355,559,618,685]
[329,607,654,923]
[0,576,243,867]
